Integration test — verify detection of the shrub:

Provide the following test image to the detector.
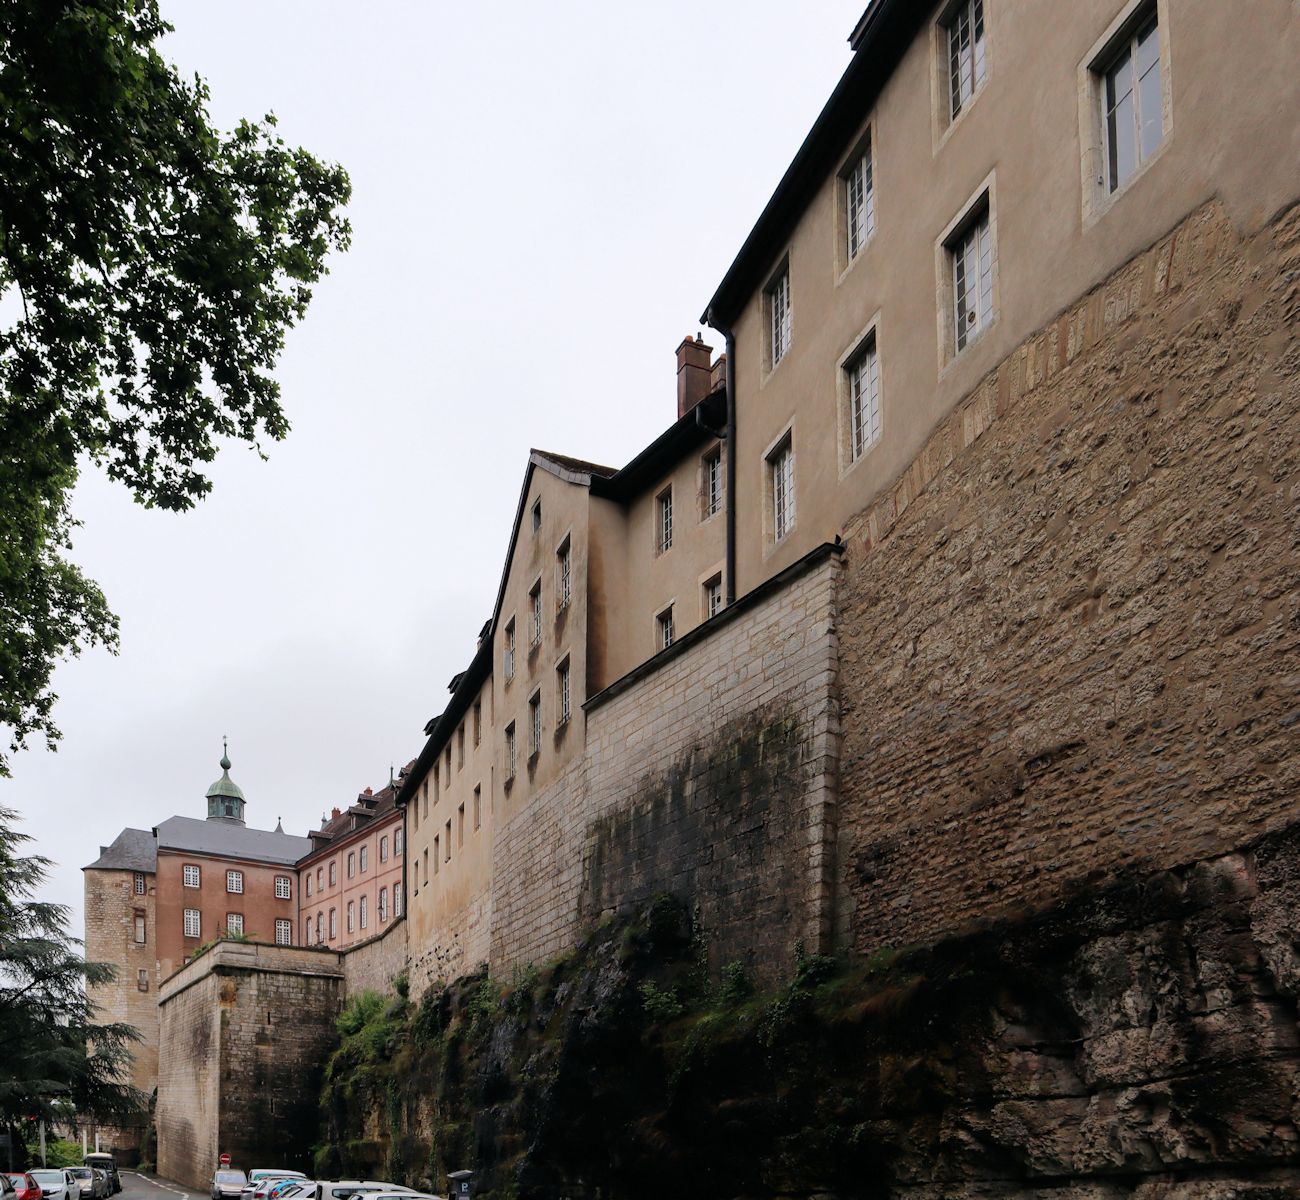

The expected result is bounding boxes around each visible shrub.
[639,981,684,1023]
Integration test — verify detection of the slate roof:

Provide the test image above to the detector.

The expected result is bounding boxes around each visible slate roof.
[85,827,157,873]
[153,815,311,866]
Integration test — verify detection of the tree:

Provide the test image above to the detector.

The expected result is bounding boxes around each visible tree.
[0,805,145,1143]
[0,0,352,774]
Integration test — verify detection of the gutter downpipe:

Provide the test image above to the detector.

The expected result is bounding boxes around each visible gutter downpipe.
[718,325,737,605]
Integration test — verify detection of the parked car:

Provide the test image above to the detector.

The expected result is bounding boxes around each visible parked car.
[242,1174,306,1200]
[2,1175,18,1200]
[67,1167,105,1200]
[212,1172,248,1200]
[314,1182,412,1200]
[5,1174,41,1200]
[83,1159,119,1197]
[29,1171,75,1200]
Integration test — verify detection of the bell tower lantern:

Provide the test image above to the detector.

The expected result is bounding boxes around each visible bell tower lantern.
[205,738,246,825]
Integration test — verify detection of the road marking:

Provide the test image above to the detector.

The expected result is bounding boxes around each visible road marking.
[122,1173,188,1200]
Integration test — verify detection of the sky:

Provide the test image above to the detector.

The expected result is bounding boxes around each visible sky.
[7,1,866,936]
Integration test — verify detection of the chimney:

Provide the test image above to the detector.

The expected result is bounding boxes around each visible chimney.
[677,333,713,418]
[709,352,727,395]
[331,806,341,819]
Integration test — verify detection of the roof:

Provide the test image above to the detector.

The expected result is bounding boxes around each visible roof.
[530,450,617,479]
[153,816,312,866]
[299,772,410,863]
[591,389,726,503]
[701,0,920,329]
[85,827,157,873]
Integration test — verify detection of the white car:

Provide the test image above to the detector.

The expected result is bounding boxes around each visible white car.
[242,1177,308,1200]
[315,1184,417,1200]
[29,1173,75,1200]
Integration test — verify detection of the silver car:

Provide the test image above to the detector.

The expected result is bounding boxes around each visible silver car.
[29,1173,75,1200]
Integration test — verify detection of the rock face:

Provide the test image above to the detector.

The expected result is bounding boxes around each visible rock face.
[317,825,1300,1200]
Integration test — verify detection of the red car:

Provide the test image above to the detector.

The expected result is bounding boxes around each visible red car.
[5,1174,41,1200]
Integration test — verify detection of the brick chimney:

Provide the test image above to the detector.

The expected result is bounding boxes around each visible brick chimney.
[677,333,713,418]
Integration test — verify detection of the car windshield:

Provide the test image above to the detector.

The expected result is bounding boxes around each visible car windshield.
[216,1175,246,1185]
[31,1174,62,1186]
[69,1172,91,1181]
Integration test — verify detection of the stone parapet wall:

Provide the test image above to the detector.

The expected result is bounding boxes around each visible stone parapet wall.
[342,917,410,996]
[838,199,1300,956]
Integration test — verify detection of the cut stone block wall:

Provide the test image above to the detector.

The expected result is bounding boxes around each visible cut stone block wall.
[342,916,410,996]
[837,200,1300,955]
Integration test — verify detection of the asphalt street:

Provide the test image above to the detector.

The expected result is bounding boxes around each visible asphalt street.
[119,1172,194,1200]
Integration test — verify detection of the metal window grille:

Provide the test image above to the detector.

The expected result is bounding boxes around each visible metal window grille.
[706,579,723,619]
[275,876,291,899]
[133,872,146,895]
[705,453,722,517]
[275,919,292,946]
[226,913,243,936]
[226,870,243,894]
[849,342,882,460]
[506,724,516,779]
[530,695,542,755]
[505,622,516,679]
[769,268,791,366]
[659,490,673,553]
[659,608,675,650]
[1105,14,1162,192]
[771,441,795,541]
[183,864,200,888]
[948,0,986,121]
[184,909,200,938]
[953,210,994,352]
[846,146,875,259]
[558,662,571,724]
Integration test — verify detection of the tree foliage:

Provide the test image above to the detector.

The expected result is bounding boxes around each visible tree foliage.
[0,0,351,773]
[0,804,145,1126]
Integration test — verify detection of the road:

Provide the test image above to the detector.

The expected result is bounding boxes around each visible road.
[119,1172,194,1200]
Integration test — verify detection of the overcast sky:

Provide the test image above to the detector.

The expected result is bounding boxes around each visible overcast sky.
[9,1,865,936]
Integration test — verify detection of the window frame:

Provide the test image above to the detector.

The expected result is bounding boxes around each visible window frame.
[935,174,998,370]
[379,835,389,863]
[183,864,201,889]
[839,130,876,268]
[839,316,884,471]
[378,887,389,922]
[765,429,796,545]
[226,912,243,937]
[394,882,403,917]
[556,536,572,611]
[763,258,792,374]
[133,872,146,895]
[183,908,201,939]
[133,911,147,945]
[504,618,516,681]
[329,907,337,939]
[703,574,723,621]
[473,784,482,831]
[944,0,987,124]
[531,499,541,533]
[530,579,543,647]
[657,486,674,555]
[275,875,292,900]
[275,918,292,946]
[701,448,723,520]
[556,656,571,727]
[529,690,542,758]
[226,869,244,895]
[505,722,517,781]
[657,605,675,651]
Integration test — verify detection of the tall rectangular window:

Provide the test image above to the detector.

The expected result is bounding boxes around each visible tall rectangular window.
[848,338,882,461]
[557,658,571,726]
[226,912,243,936]
[359,895,368,930]
[703,450,722,518]
[346,901,355,934]
[658,606,675,650]
[316,866,323,890]
[766,264,791,368]
[378,888,388,922]
[445,820,452,861]
[306,875,313,898]
[275,919,292,946]
[184,909,200,938]
[394,882,403,917]
[305,916,314,944]
[1104,11,1162,192]
[531,499,542,533]
[951,207,994,353]
[133,912,146,945]
[183,864,200,889]
[362,845,371,872]
[473,784,482,831]
[226,870,243,894]
[473,700,482,745]
[328,908,337,938]
[504,619,516,681]
[947,0,986,121]
[379,835,389,863]
[658,488,673,553]
[845,142,875,260]
[769,437,795,542]
[505,723,517,780]
[433,837,440,874]
[557,537,572,610]
[704,576,723,620]
[347,852,355,879]
[137,968,149,992]
[457,725,465,768]
[133,872,146,895]
[530,581,543,646]
[328,861,337,887]
[529,692,542,756]
[395,827,403,857]
[457,803,465,848]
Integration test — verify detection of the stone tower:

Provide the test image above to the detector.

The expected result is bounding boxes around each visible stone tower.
[205,740,246,825]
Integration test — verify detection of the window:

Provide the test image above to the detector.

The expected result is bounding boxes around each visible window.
[226,913,243,936]
[844,141,875,260]
[184,908,201,939]
[394,882,403,917]
[137,969,149,992]
[445,820,452,861]
[950,205,994,353]
[504,619,516,680]
[183,864,201,889]
[703,450,722,519]
[306,875,313,898]
[531,499,541,533]
[380,835,389,863]
[557,658,571,726]
[473,700,482,746]
[848,337,882,461]
[1103,11,1162,192]
[457,804,465,847]
[359,845,369,873]
[329,861,337,887]
[658,488,673,553]
[346,901,355,934]
[658,606,675,650]
[529,692,542,756]
[347,852,355,879]
[316,866,323,890]
[458,725,465,768]
[769,436,795,542]
[226,870,243,894]
[530,581,543,647]
[445,744,452,778]
[473,784,482,831]
[505,722,517,780]
[946,0,986,121]
[359,895,368,930]
[704,576,723,620]
[133,872,146,895]
[423,846,430,882]
[316,911,323,941]
[275,875,292,900]
[433,838,439,874]
[766,263,791,368]
[328,908,337,939]
[395,827,404,857]
[379,888,389,922]
[133,911,146,945]
[423,778,430,820]
[557,537,572,610]
[305,916,314,944]
[275,919,292,946]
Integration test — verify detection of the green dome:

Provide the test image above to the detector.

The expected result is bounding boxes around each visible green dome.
[206,768,245,802]
[205,740,246,823]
